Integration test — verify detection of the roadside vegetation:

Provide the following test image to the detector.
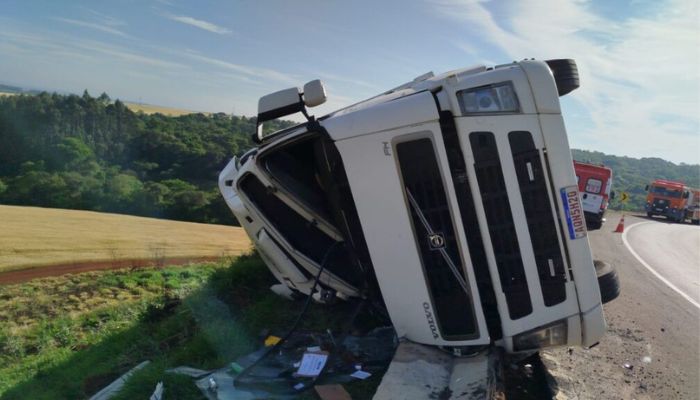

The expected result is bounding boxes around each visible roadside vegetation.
[0,254,385,399]
[0,91,294,225]
[0,205,250,273]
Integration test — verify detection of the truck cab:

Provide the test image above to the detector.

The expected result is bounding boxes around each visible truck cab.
[645,179,690,222]
[574,161,614,229]
[220,59,609,354]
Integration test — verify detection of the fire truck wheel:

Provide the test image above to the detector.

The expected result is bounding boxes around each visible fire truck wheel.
[594,260,620,304]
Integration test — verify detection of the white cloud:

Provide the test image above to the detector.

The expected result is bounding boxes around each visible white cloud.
[430,0,700,164]
[164,14,232,35]
[52,17,130,38]
[176,50,298,85]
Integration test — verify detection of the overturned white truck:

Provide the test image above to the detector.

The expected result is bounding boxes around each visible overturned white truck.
[219,59,619,354]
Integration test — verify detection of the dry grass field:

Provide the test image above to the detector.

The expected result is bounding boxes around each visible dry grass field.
[0,205,251,273]
[123,102,209,116]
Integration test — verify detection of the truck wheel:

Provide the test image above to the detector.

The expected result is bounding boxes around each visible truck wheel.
[646,212,653,218]
[693,219,700,225]
[587,219,602,230]
[594,260,620,304]
[545,59,579,96]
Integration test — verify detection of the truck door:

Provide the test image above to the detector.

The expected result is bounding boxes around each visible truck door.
[452,113,582,343]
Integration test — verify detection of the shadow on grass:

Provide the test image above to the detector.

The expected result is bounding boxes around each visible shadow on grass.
[1,253,387,399]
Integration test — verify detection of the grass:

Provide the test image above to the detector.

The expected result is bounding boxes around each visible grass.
[0,205,251,272]
[123,102,209,116]
[0,253,389,399]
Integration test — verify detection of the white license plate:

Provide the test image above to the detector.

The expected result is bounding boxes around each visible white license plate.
[560,185,587,240]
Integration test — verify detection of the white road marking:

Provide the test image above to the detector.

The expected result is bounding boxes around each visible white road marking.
[622,221,700,310]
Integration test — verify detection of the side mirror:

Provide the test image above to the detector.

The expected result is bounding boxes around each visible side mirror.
[253,80,328,143]
[303,80,327,107]
[610,191,616,200]
[644,185,649,191]
[255,87,304,142]
[683,191,690,199]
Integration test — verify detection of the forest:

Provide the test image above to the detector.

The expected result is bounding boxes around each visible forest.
[0,91,292,224]
[0,90,697,224]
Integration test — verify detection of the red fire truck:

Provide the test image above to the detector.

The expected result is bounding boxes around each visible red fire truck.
[574,161,614,230]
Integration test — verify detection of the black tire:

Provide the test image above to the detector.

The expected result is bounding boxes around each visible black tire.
[545,59,579,96]
[594,260,620,304]
[586,219,602,230]
[692,219,699,225]
[646,212,653,218]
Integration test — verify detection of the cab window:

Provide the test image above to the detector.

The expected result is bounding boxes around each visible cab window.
[585,178,602,193]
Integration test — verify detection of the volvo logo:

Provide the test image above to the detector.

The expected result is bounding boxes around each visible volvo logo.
[428,233,445,250]
[423,302,440,339]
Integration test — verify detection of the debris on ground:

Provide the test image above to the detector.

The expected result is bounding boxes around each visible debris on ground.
[169,327,397,399]
[314,384,352,400]
[149,381,164,400]
[89,360,151,400]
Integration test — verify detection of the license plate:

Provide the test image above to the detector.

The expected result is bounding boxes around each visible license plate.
[560,185,587,240]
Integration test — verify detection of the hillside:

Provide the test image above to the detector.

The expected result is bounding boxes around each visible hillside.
[0,91,294,225]
[0,205,250,273]
[572,149,700,210]
[123,102,207,117]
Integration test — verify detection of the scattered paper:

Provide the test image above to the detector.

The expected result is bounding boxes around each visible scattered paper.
[350,370,371,380]
[296,352,328,377]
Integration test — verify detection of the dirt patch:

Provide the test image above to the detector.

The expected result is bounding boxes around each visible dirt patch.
[0,256,222,285]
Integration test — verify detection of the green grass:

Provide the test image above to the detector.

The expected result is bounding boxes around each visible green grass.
[0,253,389,399]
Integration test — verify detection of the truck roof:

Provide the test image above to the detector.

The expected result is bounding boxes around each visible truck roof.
[324,64,492,119]
[573,160,612,177]
[651,179,686,189]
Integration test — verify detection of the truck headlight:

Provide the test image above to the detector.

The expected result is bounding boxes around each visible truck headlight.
[513,319,568,351]
[457,82,520,114]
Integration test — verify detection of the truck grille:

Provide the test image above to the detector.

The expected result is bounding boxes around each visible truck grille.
[396,138,478,339]
[509,131,566,306]
[470,132,533,320]
[440,111,502,340]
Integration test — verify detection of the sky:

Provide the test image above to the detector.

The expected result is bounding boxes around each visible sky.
[1,0,698,164]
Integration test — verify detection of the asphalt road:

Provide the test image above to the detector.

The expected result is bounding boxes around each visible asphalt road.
[541,211,700,400]
[623,219,700,305]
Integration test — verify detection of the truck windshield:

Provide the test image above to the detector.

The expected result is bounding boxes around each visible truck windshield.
[260,134,333,221]
[650,186,682,198]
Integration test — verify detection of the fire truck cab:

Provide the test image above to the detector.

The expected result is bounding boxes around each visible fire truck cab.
[574,161,614,230]
[220,59,616,354]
